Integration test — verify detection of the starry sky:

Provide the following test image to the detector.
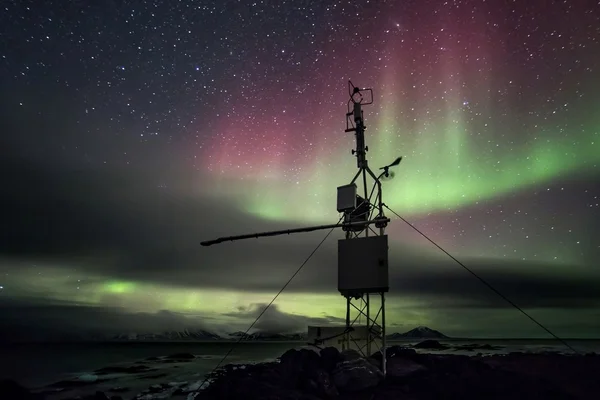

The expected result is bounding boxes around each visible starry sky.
[1,0,599,341]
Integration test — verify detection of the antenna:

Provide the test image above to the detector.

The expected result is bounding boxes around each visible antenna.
[200,81,403,377]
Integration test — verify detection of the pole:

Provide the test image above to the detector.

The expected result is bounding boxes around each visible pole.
[366,293,371,356]
[381,291,386,377]
[362,169,369,237]
[346,296,351,351]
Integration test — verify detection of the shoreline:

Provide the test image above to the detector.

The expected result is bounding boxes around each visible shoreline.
[2,337,600,345]
[2,341,599,399]
[199,346,600,400]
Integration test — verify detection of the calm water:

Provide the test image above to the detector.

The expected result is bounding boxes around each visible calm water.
[0,341,298,388]
[1,339,598,397]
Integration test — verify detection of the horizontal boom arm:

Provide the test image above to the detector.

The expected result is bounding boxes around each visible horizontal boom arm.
[200,218,390,246]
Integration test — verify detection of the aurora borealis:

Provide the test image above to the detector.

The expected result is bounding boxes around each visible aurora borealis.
[1,0,599,340]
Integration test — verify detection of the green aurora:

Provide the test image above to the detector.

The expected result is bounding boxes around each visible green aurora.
[238,104,599,224]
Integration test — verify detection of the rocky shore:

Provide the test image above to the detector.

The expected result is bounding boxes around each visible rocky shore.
[2,341,599,400]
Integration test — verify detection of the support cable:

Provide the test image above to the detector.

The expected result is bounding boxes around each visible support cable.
[382,203,579,355]
[197,215,345,393]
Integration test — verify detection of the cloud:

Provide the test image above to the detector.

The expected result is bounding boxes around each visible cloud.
[222,303,346,334]
[386,305,600,339]
[0,297,214,342]
[386,261,600,309]
[3,295,597,342]
[2,152,600,321]
[0,297,345,341]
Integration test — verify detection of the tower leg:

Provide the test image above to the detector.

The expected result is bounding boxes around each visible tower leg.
[362,169,369,237]
[381,292,386,377]
[345,296,351,351]
[366,293,371,356]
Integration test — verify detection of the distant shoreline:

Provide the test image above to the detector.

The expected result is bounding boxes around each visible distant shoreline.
[2,337,600,345]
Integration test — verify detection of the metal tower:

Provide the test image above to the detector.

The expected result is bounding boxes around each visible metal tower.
[201,81,402,376]
[336,81,401,373]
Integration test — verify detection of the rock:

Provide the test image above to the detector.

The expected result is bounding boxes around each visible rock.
[0,379,38,400]
[136,386,178,399]
[178,380,210,393]
[479,343,499,350]
[414,339,447,349]
[165,352,196,360]
[280,348,321,369]
[95,364,154,374]
[176,348,600,400]
[77,374,99,383]
[300,368,338,398]
[332,357,384,392]
[319,347,341,372]
[139,373,168,380]
[167,381,188,387]
[339,349,362,362]
[367,356,382,369]
[386,357,428,378]
[316,368,338,398]
[279,348,322,387]
[50,377,111,388]
[270,349,335,398]
[79,391,110,400]
[149,384,163,392]
[377,345,418,360]
[109,386,130,392]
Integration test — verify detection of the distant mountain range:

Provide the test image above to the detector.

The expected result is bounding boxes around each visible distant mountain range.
[107,326,447,342]
[109,329,306,342]
[227,331,306,341]
[2,326,448,343]
[111,329,222,341]
[386,326,449,340]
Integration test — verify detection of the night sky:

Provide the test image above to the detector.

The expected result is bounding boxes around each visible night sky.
[1,0,599,340]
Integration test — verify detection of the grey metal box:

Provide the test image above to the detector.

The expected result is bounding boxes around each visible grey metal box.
[337,184,357,212]
[338,235,389,294]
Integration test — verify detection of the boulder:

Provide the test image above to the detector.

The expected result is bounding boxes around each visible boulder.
[300,368,338,398]
[414,340,447,349]
[332,357,384,392]
[280,348,321,370]
[319,347,341,372]
[197,348,600,400]
[76,391,111,400]
[339,349,362,362]
[386,357,428,379]
[95,364,153,374]
[108,387,130,392]
[165,352,196,360]
[372,345,417,360]
[279,348,321,388]
[0,380,39,400]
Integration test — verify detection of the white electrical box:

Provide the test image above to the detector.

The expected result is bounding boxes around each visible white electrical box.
[337,184,357,212]
[338,235,389,295]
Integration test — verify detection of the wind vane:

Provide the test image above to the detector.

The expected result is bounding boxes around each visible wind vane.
[201,81,403,376]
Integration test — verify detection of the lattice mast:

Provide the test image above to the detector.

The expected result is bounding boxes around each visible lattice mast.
[336,82,394,375]
[201,81,403,377]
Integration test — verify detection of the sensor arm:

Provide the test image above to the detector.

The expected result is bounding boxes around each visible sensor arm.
[200,218,390,246]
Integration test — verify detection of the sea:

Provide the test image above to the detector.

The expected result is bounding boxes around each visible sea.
[1,339,599,399]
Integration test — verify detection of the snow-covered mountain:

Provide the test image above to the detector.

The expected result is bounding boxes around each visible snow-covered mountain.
[112,329,222,341]
[227,331,306,341]
[386,326,449,339]
[109,329,306,342]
